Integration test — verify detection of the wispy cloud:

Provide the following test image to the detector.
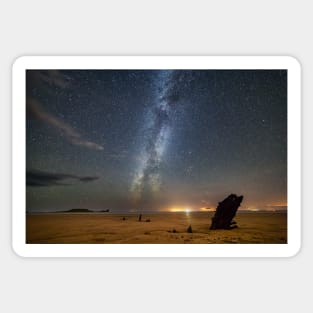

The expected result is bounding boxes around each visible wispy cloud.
[78,176,100,182]
[26,169,100,187]
[27,97,104,151]
[27,70,71,89]
[38,70,70,88]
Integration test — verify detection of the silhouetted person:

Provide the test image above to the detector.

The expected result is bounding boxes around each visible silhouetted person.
[138,214,142,222]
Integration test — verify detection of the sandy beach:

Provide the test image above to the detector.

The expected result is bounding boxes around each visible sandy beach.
[26,212,287,244]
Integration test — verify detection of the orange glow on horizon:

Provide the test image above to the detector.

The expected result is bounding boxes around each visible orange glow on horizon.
[165,206,215,212]
[166,207,192,213]
[162,201,287,213]
[199,207,215,212]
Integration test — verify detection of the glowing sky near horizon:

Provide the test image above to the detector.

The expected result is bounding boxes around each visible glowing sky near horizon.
[26,69,287,212]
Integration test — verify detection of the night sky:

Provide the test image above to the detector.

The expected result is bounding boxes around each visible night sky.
[26,69,287,212]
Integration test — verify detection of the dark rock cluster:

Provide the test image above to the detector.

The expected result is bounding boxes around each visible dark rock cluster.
[210,194,243,230]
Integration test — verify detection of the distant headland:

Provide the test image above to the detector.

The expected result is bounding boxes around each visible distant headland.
[54,208,110,213]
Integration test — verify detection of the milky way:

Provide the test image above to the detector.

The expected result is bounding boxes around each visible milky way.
[130,71,173,202]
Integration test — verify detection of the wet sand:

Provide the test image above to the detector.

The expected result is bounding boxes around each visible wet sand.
[26,212,287,244]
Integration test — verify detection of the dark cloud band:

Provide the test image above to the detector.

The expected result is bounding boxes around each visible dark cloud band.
[27,169,99,187]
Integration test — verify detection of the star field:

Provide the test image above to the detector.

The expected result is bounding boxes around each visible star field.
[26,69,287,212]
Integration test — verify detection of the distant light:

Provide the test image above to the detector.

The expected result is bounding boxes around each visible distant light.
[167,207,192,213]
